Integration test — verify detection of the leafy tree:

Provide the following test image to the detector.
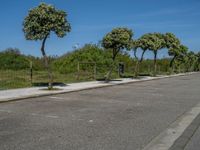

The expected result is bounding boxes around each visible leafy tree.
[132,34,152,77]
[138,33,165,76]
[102,27,133,81]
[193,54,199,71]
[164,33,181,68]
[130,40,141,77]
[164,33,180,49]
[151,33,166,76]
[23,3,71,89]
[197,52,200,71]
[172,45,188,72]
[186,51,198,72]
[168,46,180,68]
[137,35,150,63]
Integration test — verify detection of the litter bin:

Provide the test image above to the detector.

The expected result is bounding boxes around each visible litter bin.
[119,62,124,77]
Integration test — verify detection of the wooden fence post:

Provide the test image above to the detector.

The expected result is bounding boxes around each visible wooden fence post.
[30,61,33,85]
[77,62,80,80]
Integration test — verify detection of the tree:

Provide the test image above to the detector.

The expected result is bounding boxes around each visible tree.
[132,34,152,76]
[138,33,165,76]
[23,3,71,89]
[168,46,180,68]
[102,27,133,81]
[191,53,199,72]
[137,34,150,63]
[197,52,200,71]
[164,33,180,49]
[131,40,140,77]
[164,33,181,68]
[186,51,198,72]
[151,33,166,76]
[171,45,188,72]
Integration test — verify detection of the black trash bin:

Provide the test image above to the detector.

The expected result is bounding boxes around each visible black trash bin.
[118,62,124,77]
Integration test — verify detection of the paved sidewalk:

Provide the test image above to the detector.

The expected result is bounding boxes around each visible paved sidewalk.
[0,73,195,103]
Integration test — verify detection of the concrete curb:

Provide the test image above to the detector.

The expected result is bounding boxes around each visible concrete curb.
[0,72,198,104]
[169,113,200,150]
[142,102,200,150]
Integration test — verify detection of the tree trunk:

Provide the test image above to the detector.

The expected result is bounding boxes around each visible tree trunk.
[170,55,177,68]
[133,49,139,77]
[105,63,114,82]
[135,49,146,77]
[41,35,53,89]
[153,51,157,77]
[105,49,119,82]
[140,50,146,63]
[134,61,139,77]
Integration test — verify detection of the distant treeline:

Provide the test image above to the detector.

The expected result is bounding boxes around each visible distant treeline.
[0,48,52,70]
[0,45,192,74]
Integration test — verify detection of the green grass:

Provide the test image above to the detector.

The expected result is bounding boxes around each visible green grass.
[0,68,171,90]
[0,70,103,90]
[0,70,31,90]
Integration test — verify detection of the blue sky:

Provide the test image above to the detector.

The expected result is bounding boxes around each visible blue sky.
[0,0,200,58]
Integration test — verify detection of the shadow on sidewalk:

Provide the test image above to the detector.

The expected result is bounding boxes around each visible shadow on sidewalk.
[32,82,68,87]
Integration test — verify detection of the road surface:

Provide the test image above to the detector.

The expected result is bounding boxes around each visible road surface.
[0,73,200,150]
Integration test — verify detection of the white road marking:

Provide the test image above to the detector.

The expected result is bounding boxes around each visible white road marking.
[49,97,65,100]
[31,113,59,119]
[151,93,163,97]
[0,110,59,119]
[0,109,12,113]
[45,115,59,119]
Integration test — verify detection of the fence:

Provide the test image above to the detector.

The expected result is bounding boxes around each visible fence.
[0,69,79,90]
[0,62,129,90]
[0,69,31,90]
[0,61,181,90]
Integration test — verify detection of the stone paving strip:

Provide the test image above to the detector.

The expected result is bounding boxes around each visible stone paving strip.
[0,72,196,103]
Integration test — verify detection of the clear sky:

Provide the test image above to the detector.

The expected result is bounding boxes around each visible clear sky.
[0,0,200,57]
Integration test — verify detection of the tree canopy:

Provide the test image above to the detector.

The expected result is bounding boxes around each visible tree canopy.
[164,33,180,49]
[102,27,133,80]
[141,33,165,52]
[23,3,71,41]
[102,28,133,52]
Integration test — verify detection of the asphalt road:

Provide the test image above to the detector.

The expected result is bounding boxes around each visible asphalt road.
[0,73,200,150]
